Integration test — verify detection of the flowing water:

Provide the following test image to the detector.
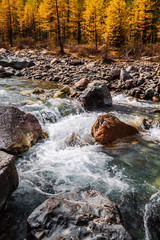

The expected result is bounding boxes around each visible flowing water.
[0,78,160,240]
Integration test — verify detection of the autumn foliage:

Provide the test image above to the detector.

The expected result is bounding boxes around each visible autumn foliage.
[0,0,159,51]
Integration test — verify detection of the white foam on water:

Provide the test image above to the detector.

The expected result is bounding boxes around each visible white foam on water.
[144,191,160,240]
[142,123,160,144]
[0,89,7,96]
[113,94,160,109]
[17,112,129,195]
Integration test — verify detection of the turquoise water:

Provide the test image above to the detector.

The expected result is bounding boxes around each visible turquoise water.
[0,77,160,240]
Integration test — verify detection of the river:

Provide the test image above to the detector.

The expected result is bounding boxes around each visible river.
[0,77,160,240]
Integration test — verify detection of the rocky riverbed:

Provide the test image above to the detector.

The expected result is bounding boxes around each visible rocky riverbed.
[0,48,160,101]
[0,48,160,240]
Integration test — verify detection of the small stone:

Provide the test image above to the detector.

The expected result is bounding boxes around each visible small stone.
[33,87,45,94]
[145,88,154,99]
[60,86,70,93]
[152,96,159,102]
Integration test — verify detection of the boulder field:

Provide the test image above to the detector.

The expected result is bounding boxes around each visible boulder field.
[0,48,160,101]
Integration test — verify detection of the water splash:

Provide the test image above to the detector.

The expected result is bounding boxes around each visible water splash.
[144,191,160,240]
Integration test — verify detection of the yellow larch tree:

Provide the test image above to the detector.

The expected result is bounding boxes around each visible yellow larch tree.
[84,0,106,49]
[129,0,156,44]
[69,0,85,44]
[105,0,127,47]
[0,0,18,46]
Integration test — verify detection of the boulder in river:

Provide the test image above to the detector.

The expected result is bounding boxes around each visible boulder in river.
[0,66,14,78]
[27,189,132,240]
[79,80,112,111]
[92,113,139,145]
[0,151,18,212]
[0,106,42,154]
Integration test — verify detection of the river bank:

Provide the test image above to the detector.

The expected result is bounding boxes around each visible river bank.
[0,48,160,102]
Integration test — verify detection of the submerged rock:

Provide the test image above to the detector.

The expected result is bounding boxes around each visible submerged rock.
[79,81,112,111]
[0,106,42,154]
[27,189,132,240]
[92,113,139,145]
[0,151,18,212]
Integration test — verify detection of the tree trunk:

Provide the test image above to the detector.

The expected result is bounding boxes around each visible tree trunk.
[55,0,64,54]
[7,0,13,47]
[78,21,81,44]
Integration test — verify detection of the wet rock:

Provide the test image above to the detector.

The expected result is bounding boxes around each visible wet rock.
[0,151,18,212]
[32,88,45,94]
[74,78,90,90]
[0,66,14,78]
[60,86,70,93]
[92,113,139,145]
[130,88,141,98]
[0,106,42,154]
[27,189,132,240]
[79,81,112,111]
[0,57,34,70]
[124,79,137,90]
[145,88,154,99]
[53,91,66,98]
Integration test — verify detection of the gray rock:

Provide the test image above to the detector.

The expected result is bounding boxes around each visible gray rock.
[79,81,112,111]
[145,88,154,99]
[0,66,14,78]
[126,66,138,73]
[27,189,132,240]
[120,69,132,81]
[0,106,42,154]
[0,151,18,212]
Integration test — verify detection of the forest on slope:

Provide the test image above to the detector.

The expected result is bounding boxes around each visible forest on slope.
[0,0,160,55]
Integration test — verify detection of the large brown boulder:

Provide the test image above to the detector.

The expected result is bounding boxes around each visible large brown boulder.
[0,151,18,212]
[27,189,132,240]
[92,113,139,145]
[0,106,42,154]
